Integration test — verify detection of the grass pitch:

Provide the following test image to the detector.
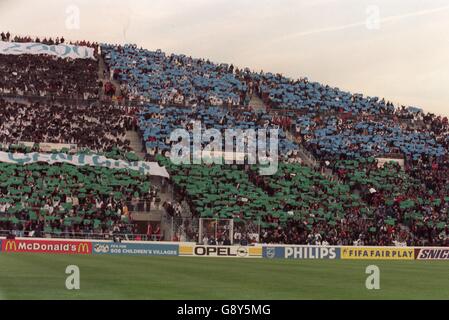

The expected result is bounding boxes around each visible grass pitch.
[0,253,448,299]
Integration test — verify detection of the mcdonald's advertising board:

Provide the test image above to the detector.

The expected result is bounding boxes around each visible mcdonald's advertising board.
[1,239,92,255]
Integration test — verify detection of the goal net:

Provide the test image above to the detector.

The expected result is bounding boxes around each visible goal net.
[198,218,234,245]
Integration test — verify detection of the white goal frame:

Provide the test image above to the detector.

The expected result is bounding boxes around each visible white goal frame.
[198,218,234,245]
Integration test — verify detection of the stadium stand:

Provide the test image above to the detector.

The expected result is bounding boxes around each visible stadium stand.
[99,42,449,245]
[252,72,396,114]
[0,54,100,99]
[333,159,449,246]
[139,104,297,157]
[0,35,159,239]
[0,163,158,238]
[248,162,375,245]
[0,34,448,245]
[101,44,250,106]
[157,155,278,220]
[304,115,446,160]
[0,99,136,153]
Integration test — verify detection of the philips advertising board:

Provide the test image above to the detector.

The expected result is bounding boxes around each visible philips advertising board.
[263,246,340,259]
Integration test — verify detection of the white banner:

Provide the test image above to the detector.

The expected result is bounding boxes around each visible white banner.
[0,151,169,178]
[0,41,95,60]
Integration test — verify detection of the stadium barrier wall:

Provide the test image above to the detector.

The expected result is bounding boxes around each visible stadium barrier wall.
[91,242,178,256]
[0,238,92,254]
[262,245,340,260]
[261,245,449,260]
[1,238,448,260]
[414,247,449,260]
[341,246,414,260]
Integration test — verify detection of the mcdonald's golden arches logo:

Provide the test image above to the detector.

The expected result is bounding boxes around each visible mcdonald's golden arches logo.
[77,243,90,254]
[3,240,18,252]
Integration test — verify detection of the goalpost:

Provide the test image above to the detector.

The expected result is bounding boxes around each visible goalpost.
[198,218,234,245]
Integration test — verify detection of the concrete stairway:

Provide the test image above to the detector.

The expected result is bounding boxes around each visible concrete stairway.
[251,93,320,169]
[98,55,107,81]
[125,130,146,160]
[284,131,342,181]
[97,55,107,99]
[249,94,267,113]
[284,131,317,167]
[97,54,122,97]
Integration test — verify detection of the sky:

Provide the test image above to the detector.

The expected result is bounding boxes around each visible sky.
[1,0,449,116]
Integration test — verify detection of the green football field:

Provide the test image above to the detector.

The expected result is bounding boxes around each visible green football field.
[0,253,448,300]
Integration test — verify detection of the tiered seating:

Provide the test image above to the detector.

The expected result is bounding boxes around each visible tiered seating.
[102,44,249,106]
[157,155,277,222]
[0,36,151,239]
[0,54,100,99]
[253,73,396,114]
[0,33,448,245]
[100,43,449,163]
[334,159,449,246]
[249,162,381,245]
[0,163,156,236]
[140,104,297,156]
[1,32,99,49]
[306,116,446,160]
[159,154,391,245]
[0,99,136,154]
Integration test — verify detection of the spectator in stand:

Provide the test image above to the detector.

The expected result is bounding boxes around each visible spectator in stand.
[0,99,137,153]
[139,104,298,158]
[101,44,250,107]
[0,54,100,99]
[0,162,158,237]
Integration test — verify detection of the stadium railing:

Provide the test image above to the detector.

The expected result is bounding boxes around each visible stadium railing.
[0,230,163,242]
[0,200,159,214]
[0,92,100,104]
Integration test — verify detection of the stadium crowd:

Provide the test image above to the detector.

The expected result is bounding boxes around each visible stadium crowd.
[0,163,158,238]
[0,33,448,246]
[0,99,137,153]
[159,154,449,246]
[0,54,100,99]
[302,114,446,160]
[139,104,297,157]
[101,44,250,106]
[1,31,99,50]
[252,72,396,114]
[99,42,449,246]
